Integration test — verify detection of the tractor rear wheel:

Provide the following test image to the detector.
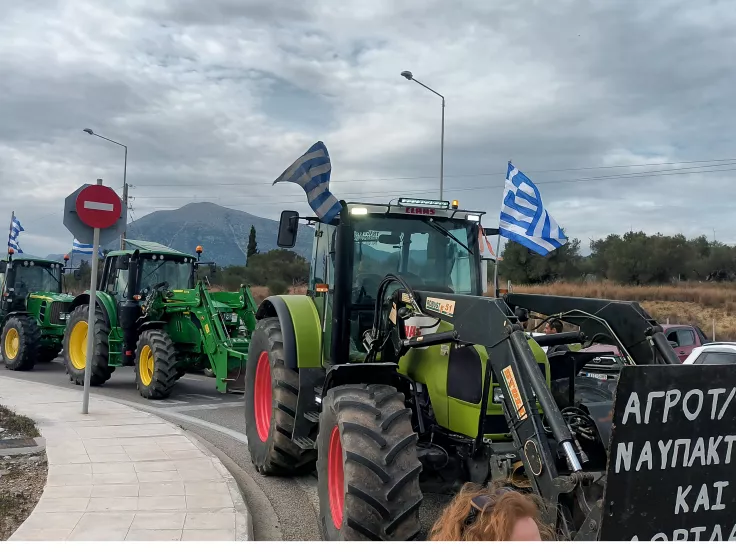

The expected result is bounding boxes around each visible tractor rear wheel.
[135,329,178,400]
[63,303,113,386]
[244,317,317,475]
[317,383,423,541]
[38,343,63,363]
[1,316,41,371]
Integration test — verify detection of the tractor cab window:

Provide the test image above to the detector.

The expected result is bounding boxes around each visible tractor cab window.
[351,216,478,305]
[12,263,62,294]
[139,258,194,291]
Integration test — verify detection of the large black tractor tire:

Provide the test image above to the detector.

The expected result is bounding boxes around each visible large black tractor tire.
[135,329,178,400]
[244,317,317,475]
[63,303,114,386]
[1,316,41,371]
[38,342,63,363]
[317,383,423,541]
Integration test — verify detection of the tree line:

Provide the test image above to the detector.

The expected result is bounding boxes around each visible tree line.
[498,230,736,285]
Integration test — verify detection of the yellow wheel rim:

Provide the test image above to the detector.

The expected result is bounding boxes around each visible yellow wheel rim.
[4,328,19,360]
[69,321,88,371]
[139,344,154,387]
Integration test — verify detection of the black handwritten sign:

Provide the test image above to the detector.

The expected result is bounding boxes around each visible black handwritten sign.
[600,364,736,541]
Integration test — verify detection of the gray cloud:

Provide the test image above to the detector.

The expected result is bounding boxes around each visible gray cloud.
[0,0,734,257]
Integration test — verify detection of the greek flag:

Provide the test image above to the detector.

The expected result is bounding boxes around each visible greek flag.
[72,239,104,258]
[8,215,24,254]
[499,162,568,256]
[272,141,342,223]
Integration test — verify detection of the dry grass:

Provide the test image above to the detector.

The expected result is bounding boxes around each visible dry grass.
[249,285,307,304]
[515,281,736,341]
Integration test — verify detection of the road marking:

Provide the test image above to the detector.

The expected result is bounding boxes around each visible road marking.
[156,399,189,406]
[107,397,249,445]
[161,403,243,413]
[179,393,223,401]
[84,200,114,211]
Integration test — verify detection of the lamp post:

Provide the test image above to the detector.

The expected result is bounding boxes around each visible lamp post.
[83,128,128,249]
[401,70,445,200]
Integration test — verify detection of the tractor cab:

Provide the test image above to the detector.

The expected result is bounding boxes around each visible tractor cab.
[1,252,65,313]
[100,240,199,300]
[277,198,490,365]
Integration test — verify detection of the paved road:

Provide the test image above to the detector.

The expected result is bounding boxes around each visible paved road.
[0,359,450,541]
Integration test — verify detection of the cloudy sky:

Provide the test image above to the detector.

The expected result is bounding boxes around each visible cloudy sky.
[1,0,735,256]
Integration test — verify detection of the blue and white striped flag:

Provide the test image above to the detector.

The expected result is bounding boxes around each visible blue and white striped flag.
[7,214,24,254]
[499,162,568,256]
[72,239,104,258]
[272,141,342,223]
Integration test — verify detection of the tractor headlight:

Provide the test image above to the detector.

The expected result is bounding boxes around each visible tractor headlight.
[230,313,238,323]
[59,313,69,320]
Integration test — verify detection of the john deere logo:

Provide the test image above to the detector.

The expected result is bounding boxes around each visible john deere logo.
[425,297,455,317]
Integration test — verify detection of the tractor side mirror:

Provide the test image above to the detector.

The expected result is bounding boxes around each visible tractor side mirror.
[210,263,217,276]
[277,210,299,248]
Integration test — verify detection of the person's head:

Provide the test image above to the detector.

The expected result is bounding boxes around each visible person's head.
[428,481,556,541]
[544,319,564,335]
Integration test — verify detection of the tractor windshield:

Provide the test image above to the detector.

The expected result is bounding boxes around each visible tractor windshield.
[13,264,62,294]
[139,258,194,290]
[352,215,479,299]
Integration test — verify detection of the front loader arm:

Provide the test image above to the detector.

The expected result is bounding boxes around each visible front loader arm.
[505,293,680,365]
[407,292,586,518]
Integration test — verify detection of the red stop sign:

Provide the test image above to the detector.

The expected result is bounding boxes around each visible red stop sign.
[75,185,122,229]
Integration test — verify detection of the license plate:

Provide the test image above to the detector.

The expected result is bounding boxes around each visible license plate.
[583,372,608,380]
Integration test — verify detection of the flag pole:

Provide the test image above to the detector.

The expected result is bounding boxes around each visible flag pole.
[493,234,502,297]
[8,211,14,252]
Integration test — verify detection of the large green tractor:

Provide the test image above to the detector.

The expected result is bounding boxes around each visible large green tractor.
[1,250,74,370]
[244,198,690,541]
[243,198,554,538]
[61,239,257,399]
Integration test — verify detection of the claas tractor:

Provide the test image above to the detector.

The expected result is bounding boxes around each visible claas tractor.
[244,197,710,541]
[61,239,257,399]
[1,249,74,370]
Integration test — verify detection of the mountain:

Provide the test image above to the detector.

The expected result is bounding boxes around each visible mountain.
[51,202,313,267]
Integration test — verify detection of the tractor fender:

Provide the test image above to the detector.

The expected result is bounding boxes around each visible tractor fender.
[69,291,118,328]
[139,320,166,332]
[255,295,322,371]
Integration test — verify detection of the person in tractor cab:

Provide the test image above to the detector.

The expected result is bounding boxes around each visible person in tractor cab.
[428,480,556,541]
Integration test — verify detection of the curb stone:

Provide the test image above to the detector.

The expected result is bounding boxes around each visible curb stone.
[185,430,254,541]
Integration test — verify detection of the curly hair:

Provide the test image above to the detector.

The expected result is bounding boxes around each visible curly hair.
[428,480,557,541]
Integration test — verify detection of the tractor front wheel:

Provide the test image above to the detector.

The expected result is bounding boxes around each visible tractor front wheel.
[1,316,41,371]
[317,383,423,541]
[63,303,113,386]
[135,329,178,400]
[244,317,317,475]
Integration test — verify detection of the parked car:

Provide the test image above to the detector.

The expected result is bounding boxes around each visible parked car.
[661,324,711,362]
[683,342,736,365]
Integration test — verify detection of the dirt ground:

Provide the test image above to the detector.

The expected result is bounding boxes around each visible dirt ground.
[0,406,48,541]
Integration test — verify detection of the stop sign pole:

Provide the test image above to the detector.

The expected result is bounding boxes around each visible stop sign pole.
[74,180,123,414]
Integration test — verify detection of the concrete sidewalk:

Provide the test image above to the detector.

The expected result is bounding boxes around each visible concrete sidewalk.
[0,376,251,541]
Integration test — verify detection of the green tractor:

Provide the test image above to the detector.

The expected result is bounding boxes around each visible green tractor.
[1,250,74,370]
[244,198,689,541]
[61,239,257,399]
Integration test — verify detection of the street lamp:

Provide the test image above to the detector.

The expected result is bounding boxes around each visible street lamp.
[401,70,445,200]
[83,128,128,249]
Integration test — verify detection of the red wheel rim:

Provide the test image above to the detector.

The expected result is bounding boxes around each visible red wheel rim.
[254,351,272,442]
[327,425,345,529]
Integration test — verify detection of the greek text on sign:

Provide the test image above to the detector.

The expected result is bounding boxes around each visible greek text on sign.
[501,365,527,421]
[601,364,736,541]
[425,297,455,317]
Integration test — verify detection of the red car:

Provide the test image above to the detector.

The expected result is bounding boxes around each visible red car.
[579,324,710,363]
